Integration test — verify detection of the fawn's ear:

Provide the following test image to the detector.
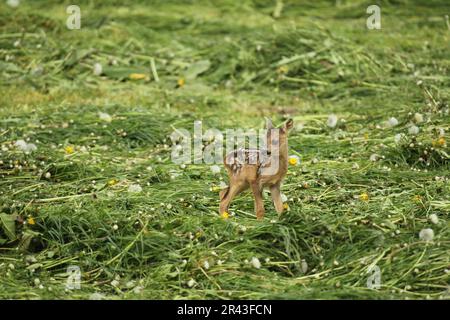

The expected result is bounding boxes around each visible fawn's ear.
[265,117,274,130]
[284,118,294,131]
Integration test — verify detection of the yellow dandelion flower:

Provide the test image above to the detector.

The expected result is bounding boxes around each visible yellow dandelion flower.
[412,195,422,202]
[288,155,300,166]
[27,217,36,225]
[64,145,74,154]
[129,73,147,80]
[437,137,445,146]
[211,186,221,192]
[221,211,230,220]
[277,65,289,74]
[283,203,289,210]
[195,231,203,238]
[177,78,185,87]
[364,133,369,140]
[359,192,369,201]
[108,179,118,186]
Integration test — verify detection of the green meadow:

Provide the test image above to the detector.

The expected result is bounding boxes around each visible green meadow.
[0,0,449,299]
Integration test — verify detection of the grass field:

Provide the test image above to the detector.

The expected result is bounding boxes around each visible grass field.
[0,0,449,299]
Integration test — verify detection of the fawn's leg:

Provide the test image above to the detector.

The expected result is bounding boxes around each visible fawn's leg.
[270,183,284,214]
[219,181,246,214]
[250,181,265,220]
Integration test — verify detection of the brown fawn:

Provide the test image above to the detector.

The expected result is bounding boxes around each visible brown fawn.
[219,118,293,220]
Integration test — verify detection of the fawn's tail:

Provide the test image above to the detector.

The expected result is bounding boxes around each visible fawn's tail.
[219,186,229,201]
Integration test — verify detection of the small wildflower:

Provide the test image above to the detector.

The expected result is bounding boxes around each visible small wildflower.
[387,117,399,127]
[277,65,289,74]
[129,73,147,80]
[359,192,369,202]
[283,203,289,210]
[394,133,404,144]
[288,155,300,166]
[107,179,118,186]
[280,193,288,202]
[44,172,51,179]
[7,0,20,8]
[112,224,119,231]
[432,137,446,147]
[220,211,230,220]
[369,154,378,162]
[15,140,37,153]
[64,145,75,154]
[27,217,36,225]
[408,125,420,135]
[414,113,424,123]
[187,278,196,288]
[419,228,434,242]
[203,260,210,270]
[327,114,338,128]
[251,257,261,269]
[93,63,103,76]
[210,165,221,174]
[429,214,439,225]
[412,195,422,203]
[128,184,142,193]
[98,112,112,123]
[177,78,185,87]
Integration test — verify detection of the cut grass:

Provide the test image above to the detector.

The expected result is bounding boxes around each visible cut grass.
[0,0,449,299]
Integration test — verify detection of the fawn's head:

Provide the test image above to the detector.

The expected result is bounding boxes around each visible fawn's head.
[265,118,294,153]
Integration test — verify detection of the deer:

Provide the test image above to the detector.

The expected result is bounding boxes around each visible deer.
[219,118,294,220]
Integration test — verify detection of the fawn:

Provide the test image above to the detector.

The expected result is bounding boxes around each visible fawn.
[219,118,293,220]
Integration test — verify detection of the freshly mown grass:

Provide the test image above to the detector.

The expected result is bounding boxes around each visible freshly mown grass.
[0,0,449,299]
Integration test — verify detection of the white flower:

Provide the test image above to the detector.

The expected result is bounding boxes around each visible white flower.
[89,293,105,300]
[187,278,196,288]
[394,133,404,144]
[301,259,308,273]
[7,0,20,8]
[166,203,172,210]
[15,140,37,153]
[98,112,112,123]
[387,117,399,127]
[251,257,261,269]
[34,278,40,286]
[429,214,439,225]
[112,224,118,231]
[210,165,221,174]
[93,63,103,76]
[280,193,288,202]
[44,172,51,179]
[369,154,379,162]
[408,125,420,135]
[327,114,338,128]
[203,260,210,270]
[128,184,142,193]
[419,228,434,242]
[414,113,424,123]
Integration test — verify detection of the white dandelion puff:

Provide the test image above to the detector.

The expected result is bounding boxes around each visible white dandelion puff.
[251,257,261,269]
[98,112,112,123]
[408,125,420,135]
[280,193,288,202]
[387,117,399,127]
[128,184,142,193]
[394,133,405,144]
[15,140,37,153]
[414,113,424,123]
[327,114,338,128]
[93,63,103,76]
[7,0,20,8]
[429,214,439,225]
[187,278,196,288]
[419,228,434,242]
[210,165,221,174]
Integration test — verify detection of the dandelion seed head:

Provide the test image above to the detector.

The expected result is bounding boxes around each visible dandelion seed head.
[419,228,434,241]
